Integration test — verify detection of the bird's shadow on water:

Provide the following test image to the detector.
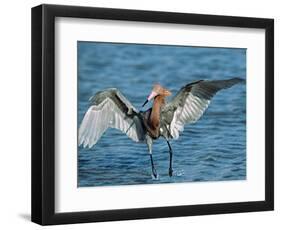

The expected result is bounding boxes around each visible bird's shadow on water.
[18,213,31,222]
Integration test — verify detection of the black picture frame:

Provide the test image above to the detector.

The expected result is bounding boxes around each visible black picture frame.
[31,4,274,225]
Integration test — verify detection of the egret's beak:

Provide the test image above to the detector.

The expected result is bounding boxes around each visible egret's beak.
[142,99,149,107]
[142,91,157,107]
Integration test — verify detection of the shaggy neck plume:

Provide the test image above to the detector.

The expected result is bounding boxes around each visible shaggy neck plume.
[150,95,165,129]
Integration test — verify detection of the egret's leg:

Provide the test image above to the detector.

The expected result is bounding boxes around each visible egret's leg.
[167,140,173,177]
[146,135,158,178]
[150,154,158,178]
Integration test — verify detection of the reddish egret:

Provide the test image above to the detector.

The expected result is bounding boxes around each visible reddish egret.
[79,78,244,178]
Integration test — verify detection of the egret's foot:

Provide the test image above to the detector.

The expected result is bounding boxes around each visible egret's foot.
[152,167,158,179]
[169,168,173,177]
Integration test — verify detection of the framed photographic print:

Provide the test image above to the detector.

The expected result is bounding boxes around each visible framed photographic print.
[31,4,274,225]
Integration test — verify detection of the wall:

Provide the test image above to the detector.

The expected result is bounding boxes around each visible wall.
[0,0,279,229]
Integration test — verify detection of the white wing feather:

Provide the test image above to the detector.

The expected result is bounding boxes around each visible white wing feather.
[169,78,244,139]
[79,97,143,148]
[170,93,210,139]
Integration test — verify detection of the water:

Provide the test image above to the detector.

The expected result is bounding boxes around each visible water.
[78,42,246,187]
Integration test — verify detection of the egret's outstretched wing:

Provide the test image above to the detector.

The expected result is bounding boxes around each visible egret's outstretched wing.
[162,78,244,139]
[79,88,145,148]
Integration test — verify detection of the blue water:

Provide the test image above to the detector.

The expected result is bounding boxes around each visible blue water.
[78,42,246,187]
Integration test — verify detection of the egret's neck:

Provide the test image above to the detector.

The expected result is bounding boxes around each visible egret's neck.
[150,95,165,129]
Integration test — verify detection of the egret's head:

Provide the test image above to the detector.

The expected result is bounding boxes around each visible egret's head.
[142,84,171,107]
